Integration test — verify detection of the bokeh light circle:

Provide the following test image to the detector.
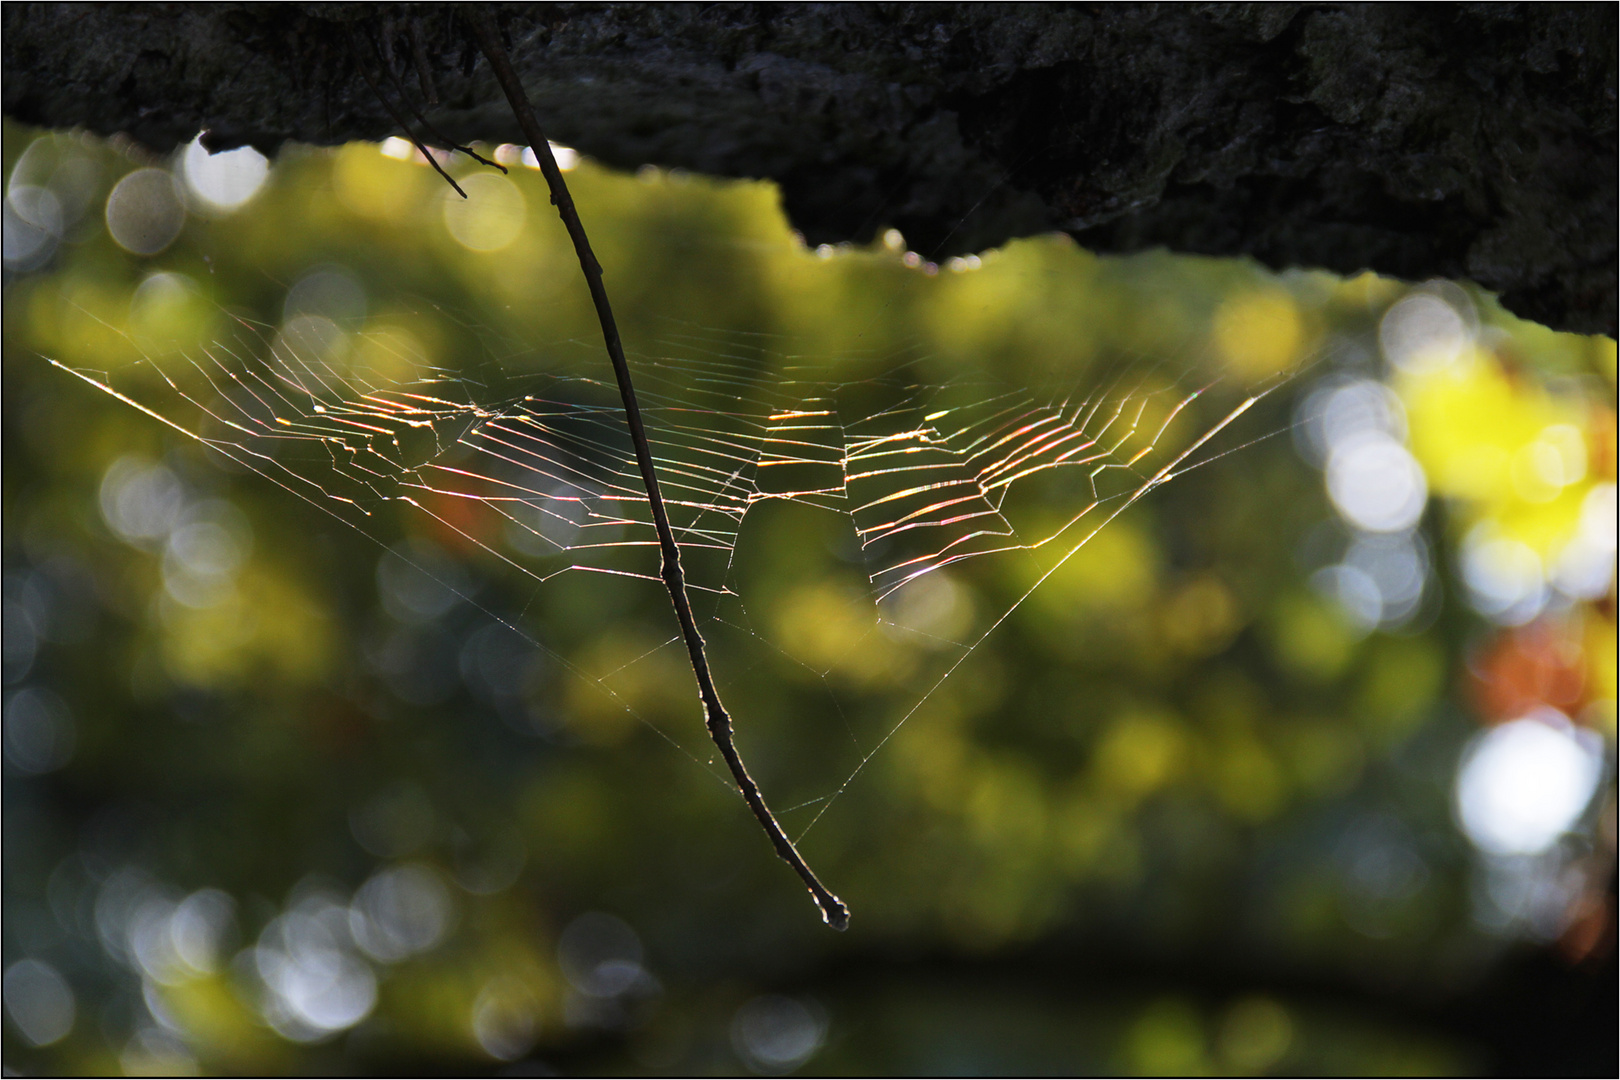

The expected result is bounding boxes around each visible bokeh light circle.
[1380,293,1471,374]
[2,960,76,1048]
[731,994,827,1072]
[471,978,541,1061]
[442,173,527,252]
[3,687,76,774]
[1455,711,1604,856]
[182,136,269,212]
[557,912,643,997]
[1325,433,1428,532]
[2,186,63,270]
[105,168,186,255]
[1459,529,1548,625]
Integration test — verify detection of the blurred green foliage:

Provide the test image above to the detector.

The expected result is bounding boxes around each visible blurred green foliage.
[2,123,1614,1076]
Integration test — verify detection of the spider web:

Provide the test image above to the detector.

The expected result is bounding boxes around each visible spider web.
[48,292,1286,835]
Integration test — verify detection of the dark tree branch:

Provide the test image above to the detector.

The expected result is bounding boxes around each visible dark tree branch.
[3,4,1612,337]
[464,8,850,931]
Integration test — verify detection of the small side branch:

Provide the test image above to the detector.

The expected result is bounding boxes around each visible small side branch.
[369,27,504,173]
[346,26,466,198]
[464,8,850,931]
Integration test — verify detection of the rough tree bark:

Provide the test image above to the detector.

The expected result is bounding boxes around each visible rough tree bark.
[3,3,1614,335]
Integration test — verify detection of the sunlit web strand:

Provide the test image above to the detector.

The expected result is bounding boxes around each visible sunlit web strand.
[48,294,1279,798]
[790,375,1285,843]
[45,326,735,792]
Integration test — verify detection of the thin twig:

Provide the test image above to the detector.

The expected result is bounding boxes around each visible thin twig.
[369,27,506,173]
[464,7,850,931]
[346,26,467,198]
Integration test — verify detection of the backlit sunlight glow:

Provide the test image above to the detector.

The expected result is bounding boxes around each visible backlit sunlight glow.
[1455,709,1605,857]
[1298,376,1437,630]
[51,284,1261,616]
[38,226,1296,914]
[254,893,379,1041]
[1379,289,1474,375]
[7,116,1614,1075]
[180,135,269,213]
[1553,482,1619,600]
[1460,527,1551,626]
[1325,431,1428,533]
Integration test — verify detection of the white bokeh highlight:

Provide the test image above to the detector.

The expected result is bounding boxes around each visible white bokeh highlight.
[348,864,453,963]
[182,136,269,213]
[3,960,76,1048]
[1460,526,1549,626]
[5,133,102,270]
[106,168,186,255]
[254,894,378,1042]
[731,994,828,1073]
[1455,710,1605,857]
[1553,483,1618,601]
[1325,432,1428,533]
[1379,291,1473,375]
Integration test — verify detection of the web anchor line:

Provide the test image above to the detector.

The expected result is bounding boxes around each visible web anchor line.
[465,9,852,930]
